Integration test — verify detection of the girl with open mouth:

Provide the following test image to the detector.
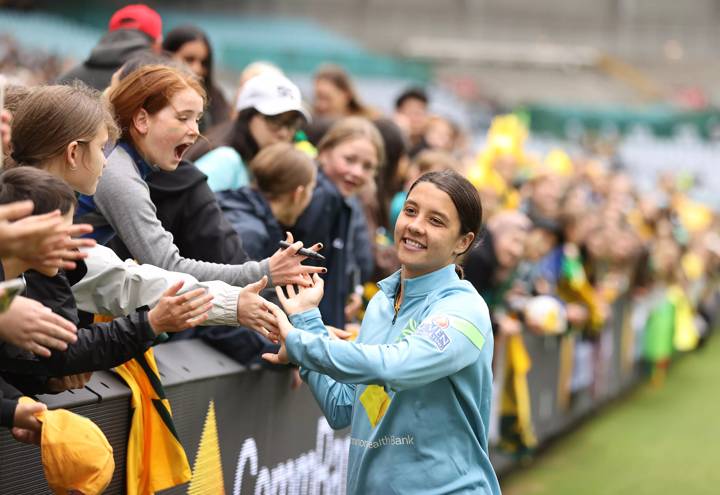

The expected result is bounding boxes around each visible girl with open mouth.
[80,64,325,293]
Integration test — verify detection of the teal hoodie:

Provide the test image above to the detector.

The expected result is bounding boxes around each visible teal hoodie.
[286,264,501,494]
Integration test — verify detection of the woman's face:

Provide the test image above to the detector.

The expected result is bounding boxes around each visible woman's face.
[68,124,109,196]
[248,111,302,149]
[394,181,473,279]
[136,88,203,171]
[313,78,349,118]
[173,39,208,79]
[319,137,378,197]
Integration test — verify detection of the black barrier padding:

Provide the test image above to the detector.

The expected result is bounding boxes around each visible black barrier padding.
[83,369,135,402]
[0,341,349,495]
[0,370,130,494]
[153,339,245,386]
[158,362,350,495]
[0,430,49,493]
[524,332,562,442]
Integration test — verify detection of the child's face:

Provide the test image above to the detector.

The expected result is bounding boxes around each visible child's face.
[320,137,379,198]
[608,228,636,263]
[136,88,203,171]
[492,154,518,184]
[425,118,454,151]
[74,124,109,196]
[477,187,501,219]
[586,227,609,259]
[562,186,589,218]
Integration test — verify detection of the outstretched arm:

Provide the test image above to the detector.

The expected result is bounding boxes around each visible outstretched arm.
[264,301,488,393]
[288,310,485,391]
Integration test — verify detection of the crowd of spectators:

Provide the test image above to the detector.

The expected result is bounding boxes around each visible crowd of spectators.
[0,3,717,492]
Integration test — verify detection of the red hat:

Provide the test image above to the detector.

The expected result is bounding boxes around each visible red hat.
[108,4,162,41]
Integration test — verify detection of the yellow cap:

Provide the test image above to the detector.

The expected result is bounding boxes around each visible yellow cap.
[534,148,573,178]
[20,397,115,495]
[294,139,317,158]
[487,114,528,149]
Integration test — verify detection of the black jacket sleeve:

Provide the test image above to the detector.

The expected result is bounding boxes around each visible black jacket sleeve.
[0,376,21,427]
[0,311,156,377]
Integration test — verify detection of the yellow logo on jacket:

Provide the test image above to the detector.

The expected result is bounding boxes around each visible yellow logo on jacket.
[360,385,392,428]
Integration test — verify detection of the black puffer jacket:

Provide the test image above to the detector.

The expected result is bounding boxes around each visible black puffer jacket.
[56,29,152,90]
[0,266,156,394]
[216,186,285,261]
[0,378,21,428]
[109,160,250,265]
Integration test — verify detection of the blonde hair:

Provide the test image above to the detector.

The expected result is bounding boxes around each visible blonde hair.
[317,116,385,168]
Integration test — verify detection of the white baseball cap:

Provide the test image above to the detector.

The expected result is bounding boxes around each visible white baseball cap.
[235,72,310,121]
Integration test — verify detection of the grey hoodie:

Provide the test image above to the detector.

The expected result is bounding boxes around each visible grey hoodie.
[88,145,270,287]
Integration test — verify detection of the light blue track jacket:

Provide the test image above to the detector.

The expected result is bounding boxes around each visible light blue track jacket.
[286,264,501,494]
[194,146,248,192]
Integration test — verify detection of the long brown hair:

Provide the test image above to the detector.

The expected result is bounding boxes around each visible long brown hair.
[108,64,206,142]
[249,142,316,199]
[314,64,374,118]
[9,83,119,167]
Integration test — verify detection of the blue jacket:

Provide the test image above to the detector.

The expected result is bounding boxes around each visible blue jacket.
[286,264,501,494]
[195,146,249,193]
[216,187,284,261]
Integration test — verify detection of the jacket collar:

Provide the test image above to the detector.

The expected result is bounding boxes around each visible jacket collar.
[377,264,458,300]
[118,140,158,179]
[317,169,353,208]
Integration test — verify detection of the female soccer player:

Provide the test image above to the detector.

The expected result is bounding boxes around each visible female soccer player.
[264,169,501,494]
